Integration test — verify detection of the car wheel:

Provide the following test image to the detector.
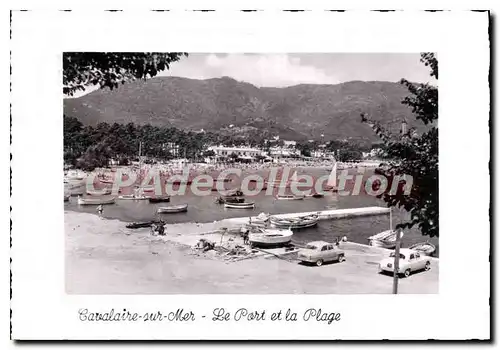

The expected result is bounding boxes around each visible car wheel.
[316,259,324,267]
[424,261,431,271]
[404,269,411,278]
[338,255,345,262]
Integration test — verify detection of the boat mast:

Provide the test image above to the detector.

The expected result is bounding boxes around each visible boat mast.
[390,207,393,231]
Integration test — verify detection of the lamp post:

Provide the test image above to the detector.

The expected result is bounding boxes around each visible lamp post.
[392,227,402,294]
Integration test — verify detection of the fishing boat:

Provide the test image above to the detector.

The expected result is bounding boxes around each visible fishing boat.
[215,196,245,204]
[148,196,171,203]
[77,196,116,205]
[249,228,293,247]
[276,194,305,200]
[247,212,270,227]
[87,188,112,196]
[157,204,188,214]
[224,202,255,209]
[368,230,405,249]
[140,186,156,192]
[409,241,436,256]
[306,192,324,198]
[270,214,319,229]
[220,189,244,197]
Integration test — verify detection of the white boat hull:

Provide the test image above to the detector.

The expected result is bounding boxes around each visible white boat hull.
[270,215,319,229]
[249,229,293,247]
[77,197,116,205]
[157,205,188,213]
[224,203,255,209]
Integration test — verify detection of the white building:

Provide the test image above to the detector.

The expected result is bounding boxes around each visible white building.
[208,145,261,159]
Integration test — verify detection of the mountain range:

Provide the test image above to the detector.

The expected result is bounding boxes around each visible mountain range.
[63,76,422,142]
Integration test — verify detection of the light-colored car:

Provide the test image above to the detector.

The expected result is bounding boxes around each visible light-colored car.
[378,248,431,277]
[298,241,345,266]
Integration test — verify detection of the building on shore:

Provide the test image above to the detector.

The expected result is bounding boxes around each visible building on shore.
[207,145,262,163]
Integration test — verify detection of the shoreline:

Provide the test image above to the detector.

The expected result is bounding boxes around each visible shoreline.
[65,211,439,294]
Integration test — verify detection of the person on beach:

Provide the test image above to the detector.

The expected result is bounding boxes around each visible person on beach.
[96,205,103,216]
[157,224,165,236]
[243,229,250,245]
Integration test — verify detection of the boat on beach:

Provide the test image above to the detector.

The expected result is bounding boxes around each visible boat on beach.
[224,202,255,209]
[126,220,164,229]
[77,196,116,205]
[148,196,171,203]
[270,214,319,229]
[368,230,405,249]
[157,204,188,214]
[409,241,436,256]
[249,227,293,247]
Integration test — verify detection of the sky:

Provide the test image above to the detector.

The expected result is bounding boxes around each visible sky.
[69,53,436,98]
[160,53,436,87]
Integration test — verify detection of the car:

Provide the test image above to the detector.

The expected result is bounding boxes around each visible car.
[378,248,432,277]
[298,241,345,266]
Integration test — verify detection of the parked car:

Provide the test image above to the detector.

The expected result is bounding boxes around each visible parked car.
[298,241,345,266]
[378,248,431,277]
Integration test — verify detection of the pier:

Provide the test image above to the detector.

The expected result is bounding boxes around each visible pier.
[226,206,391,225]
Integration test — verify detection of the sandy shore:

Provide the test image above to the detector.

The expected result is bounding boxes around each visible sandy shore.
[66,211,439,294]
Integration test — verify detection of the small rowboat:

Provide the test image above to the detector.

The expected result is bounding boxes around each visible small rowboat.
[276,194,305,200]
[157,204,188,214]
[409,241,436,256]
[224,202,255,209]
[148,196,171,203]
[369,230,405,249]
[306,192,324,198]
[77,196,116,205]
[118,194,150,200]
[126,221,164,229]
[249,228,293,247]
[87,188,112,196]
[215,196,245,204]
[270,214,319,229]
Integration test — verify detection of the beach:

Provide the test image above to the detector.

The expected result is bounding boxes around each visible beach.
[66,211,439,294]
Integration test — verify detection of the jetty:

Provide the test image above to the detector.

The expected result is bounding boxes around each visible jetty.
[226,206,390,225]
[162,206,391,237]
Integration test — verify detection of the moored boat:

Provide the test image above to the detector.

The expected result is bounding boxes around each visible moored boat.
[409,241,436,256]
[148,196,171,203]
[77,196,116,205]
[270,214,319,229]
[224,202,255,209]
[276,194,304,200]
[249,228,293,247]
[215,196,245,204]
[118,194,150,200]
[87,188,112,196]
[157,204,188,214]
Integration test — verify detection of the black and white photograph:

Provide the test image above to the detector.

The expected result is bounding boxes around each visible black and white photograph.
[9,9,490,340]
[63,52,439,295]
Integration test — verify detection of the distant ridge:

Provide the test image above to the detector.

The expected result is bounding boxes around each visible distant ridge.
[63,76,422,141]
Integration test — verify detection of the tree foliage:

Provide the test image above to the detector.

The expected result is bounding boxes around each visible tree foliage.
[361,53,438,237]
[63,52,187,96]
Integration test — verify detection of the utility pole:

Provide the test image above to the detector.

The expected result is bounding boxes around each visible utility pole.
[392,228,402,294]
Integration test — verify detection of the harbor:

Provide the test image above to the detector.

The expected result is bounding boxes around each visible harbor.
[65,210,439,294]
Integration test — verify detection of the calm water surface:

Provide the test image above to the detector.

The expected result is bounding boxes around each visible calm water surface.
[65,167,439,256]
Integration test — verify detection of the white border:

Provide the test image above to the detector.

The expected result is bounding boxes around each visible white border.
[10,10,490,340]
